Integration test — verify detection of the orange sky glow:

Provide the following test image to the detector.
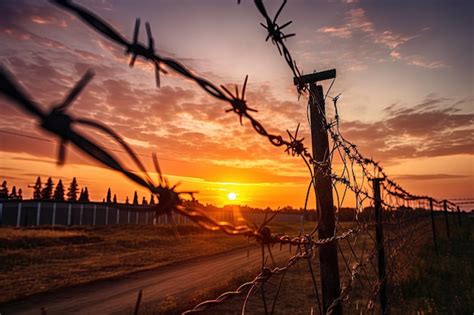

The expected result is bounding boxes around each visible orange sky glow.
[0,0,472,210]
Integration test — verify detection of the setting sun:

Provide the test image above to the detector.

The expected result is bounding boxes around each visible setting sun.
[227,192,237,201]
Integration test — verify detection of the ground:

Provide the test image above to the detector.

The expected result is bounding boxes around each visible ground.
[0,217,472,314]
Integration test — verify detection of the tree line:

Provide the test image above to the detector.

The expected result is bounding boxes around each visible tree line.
[1,177,157,206]
[0,177,89,202]
[104,187,156,206]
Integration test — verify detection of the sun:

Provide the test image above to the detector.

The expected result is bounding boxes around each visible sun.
[227,192,237,201]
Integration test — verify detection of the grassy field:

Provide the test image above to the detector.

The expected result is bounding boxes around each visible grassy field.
[2,216,470,314]
[0,224,248,304]
[161,217,472,315]
[392,217,474,314]
[167,224,381,315]
[0,218,315,306]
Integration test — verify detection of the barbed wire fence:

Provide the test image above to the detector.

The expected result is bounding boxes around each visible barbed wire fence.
[0,0,464,314]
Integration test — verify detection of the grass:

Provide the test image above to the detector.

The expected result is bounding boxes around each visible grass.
[392,217,474,314]
[0,218,316,306]
[141,221,380,314]
[0,224,248,304]
[152,217,471,315]
[3,217,467,314]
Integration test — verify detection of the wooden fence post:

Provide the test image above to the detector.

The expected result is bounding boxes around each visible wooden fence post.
[16,202,22,227]
[457,206,462,226]
[134,289,143,315]
[79,204,83,225]
[429,198,438,254]
[67,204,72,226]
[309,80,341,314]
[443,200,450,238]
[105,206,109,225]
[36,201,41,226]
[93,204,97,226]
[373,178,387,314]
[52,202,56,226]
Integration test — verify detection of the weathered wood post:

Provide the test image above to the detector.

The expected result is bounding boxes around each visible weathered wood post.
[429,198,438,254]
[372,178,387,314]
[443,200,450,238]
[456,206,462,226]
[67,203,72,226]
[134,289,143,315]
[36,201,42,226]
[294,69,342,314]
[16,202,22,227]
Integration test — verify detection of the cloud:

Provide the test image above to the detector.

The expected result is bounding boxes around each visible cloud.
[0,1,70,30]
[0,44,310,182]
[393,174,471,180]
[389,50,448,69]
[318,7,446,69]
[319,26,352,39]
[341,96,474,160]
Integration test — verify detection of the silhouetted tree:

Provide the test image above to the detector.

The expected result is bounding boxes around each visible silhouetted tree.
[125,196,129,204]
[150,194,155,205]
[102,198,105,203]
[18,188,23,200]
[10,186,17,199]
[78,187,90,202]
[106,188,112,203]
[113,194,117,204]
[0,181,8,200]
[83,187,90,202]
[41,177,54,200]
[133,191,138,205]
[53,180,65,201]
[67,177,79,201]
[142,196,147,205]
[33,177,42,200]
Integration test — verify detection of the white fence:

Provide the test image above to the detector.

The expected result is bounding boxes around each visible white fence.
[0,201,303,228]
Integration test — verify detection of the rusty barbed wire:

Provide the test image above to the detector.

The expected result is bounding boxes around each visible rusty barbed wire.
[0,1,461,314]
[0,64,368,252]
[248,0,453,207]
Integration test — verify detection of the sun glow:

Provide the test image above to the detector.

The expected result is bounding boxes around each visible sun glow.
[227,192,237,201]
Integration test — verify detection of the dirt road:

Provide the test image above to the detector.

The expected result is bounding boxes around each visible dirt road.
[1,245,291,314]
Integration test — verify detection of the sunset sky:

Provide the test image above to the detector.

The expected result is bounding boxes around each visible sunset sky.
[0,0,472,209]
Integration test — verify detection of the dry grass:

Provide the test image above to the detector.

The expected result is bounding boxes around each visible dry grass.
[3,217,447,314]
[140,217,470,315]
[0,224,248,303]
[168,225,380,315]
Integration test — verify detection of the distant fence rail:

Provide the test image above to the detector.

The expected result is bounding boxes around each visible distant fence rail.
[0,200,302,228]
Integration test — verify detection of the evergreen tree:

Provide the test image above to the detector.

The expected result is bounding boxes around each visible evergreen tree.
[33,177,42,200]
[133,191,138,205]
[142,196,147,205]
[83,187,90,202]
[10,186,17,199]
[18,188,23,200]
[125,196,129,204]
[113,194,117,204]
[53,180,65,201]
[150,194,155,205]
[78,188,84,201]
[0,181,8,199]
[41,177,54,200]
[106,188,112,203]
[67,177,79,201]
